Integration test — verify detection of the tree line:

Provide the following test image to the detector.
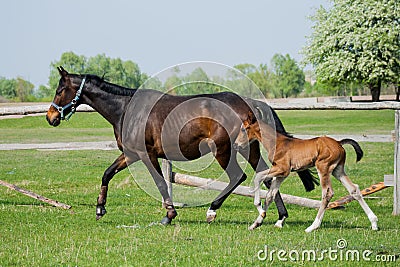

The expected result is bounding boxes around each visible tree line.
[2,50,395,102]
[0,51,311,101]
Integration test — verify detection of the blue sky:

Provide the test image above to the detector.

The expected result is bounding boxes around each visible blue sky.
[1,0,329,88]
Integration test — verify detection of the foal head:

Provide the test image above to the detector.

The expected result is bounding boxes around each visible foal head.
[46,67,86,126]
[234,112,261,150]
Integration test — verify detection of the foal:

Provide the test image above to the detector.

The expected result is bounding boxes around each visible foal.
[234,113,378,232]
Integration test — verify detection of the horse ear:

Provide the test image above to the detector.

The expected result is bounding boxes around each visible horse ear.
[57,66,69,78]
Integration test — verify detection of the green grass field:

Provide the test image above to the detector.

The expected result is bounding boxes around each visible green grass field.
[0,110,399,266]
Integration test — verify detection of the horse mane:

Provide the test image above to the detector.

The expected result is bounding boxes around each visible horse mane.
[85,74,137,96]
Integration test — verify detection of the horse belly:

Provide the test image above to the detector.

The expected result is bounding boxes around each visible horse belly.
[289,149,316,172]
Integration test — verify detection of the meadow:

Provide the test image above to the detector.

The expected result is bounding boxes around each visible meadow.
[0,110,399,266]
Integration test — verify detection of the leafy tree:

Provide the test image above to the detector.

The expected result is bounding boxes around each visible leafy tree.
[303,0,400,101]
[270,54,305,98]
[48,52,147,93]
[0,77,17,99]
[36,85,53,100]
[251,64,273,97]
[16,77,34,102]
[233,63,273,97]
[181,67,212,95]
[123,60,148,89]
[49,52,86,91]
[164,75,182,94]
[163,67,224,95]
[234,63,257,76]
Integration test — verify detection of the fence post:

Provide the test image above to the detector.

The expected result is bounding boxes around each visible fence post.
[161,159,173,208]
[393,110,400,215]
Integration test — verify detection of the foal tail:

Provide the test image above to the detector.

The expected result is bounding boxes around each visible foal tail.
[340,139,364,162]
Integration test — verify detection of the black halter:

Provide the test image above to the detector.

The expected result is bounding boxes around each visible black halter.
[51,76,86,120]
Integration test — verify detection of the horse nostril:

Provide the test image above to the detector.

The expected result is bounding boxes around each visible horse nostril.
[51,118,60,127]
[46,115,60,127]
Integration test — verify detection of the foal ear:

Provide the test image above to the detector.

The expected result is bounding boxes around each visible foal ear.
[57,66,69,79]
[247,111,256,124]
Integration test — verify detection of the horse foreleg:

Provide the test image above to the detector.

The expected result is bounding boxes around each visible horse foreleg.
[207,151,246,223]
[206,172,247,223]
[96,153,129,220]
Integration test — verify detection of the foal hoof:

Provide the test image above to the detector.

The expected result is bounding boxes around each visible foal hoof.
[248,222,262,231]
[96,205,107,220]
[160,216,172,225]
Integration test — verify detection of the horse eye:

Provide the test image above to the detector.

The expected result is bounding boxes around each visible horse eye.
[56,86,65,96]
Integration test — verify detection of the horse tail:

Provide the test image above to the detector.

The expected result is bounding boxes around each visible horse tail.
[297,170,320,192]
[340,139,364,162]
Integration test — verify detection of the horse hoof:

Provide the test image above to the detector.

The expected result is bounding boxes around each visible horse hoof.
[206,215,216,224]
[206,209,217,223]
[274,216,286,228]
[96,206,107,220]
[160,216,172,225]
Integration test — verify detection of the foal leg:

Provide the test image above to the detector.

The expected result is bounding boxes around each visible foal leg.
[333,166,378,230]
[305,170,334,233]
[249,175,283,230]
[96,153,130,220]
[249,171,270,230]
[252,170,270,217]
[239,141,288,227]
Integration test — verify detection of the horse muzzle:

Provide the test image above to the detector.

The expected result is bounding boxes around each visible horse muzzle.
[46,108,61,127]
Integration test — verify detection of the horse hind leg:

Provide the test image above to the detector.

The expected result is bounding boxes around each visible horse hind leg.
[142,156,178,225]
[333,166,378,230]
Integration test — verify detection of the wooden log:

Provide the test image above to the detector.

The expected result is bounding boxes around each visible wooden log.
[173,173,321,209]
[327,182,388,210]
[0,179,71,209]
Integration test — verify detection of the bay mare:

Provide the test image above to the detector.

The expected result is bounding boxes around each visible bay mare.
[46,67,318,225]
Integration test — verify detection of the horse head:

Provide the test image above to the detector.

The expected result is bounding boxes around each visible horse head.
[46,66,86,126]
